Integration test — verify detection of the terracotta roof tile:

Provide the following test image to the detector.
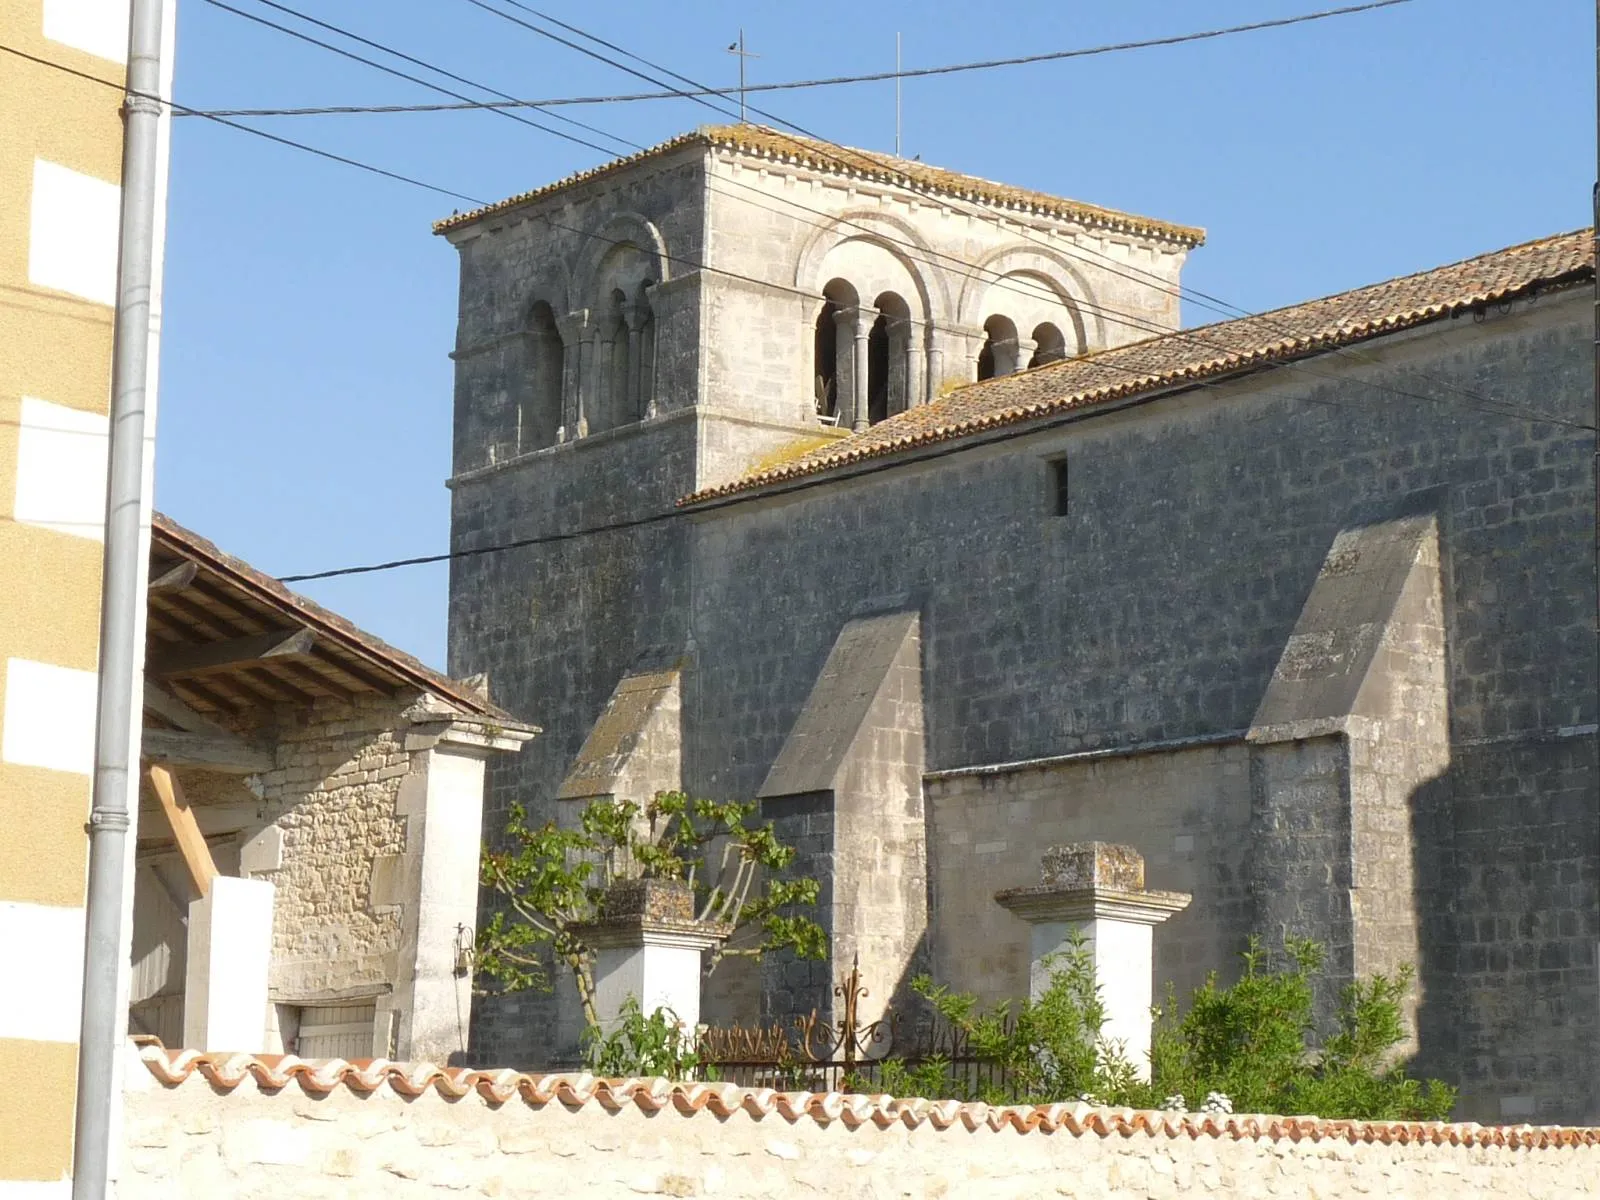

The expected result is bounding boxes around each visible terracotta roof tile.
[136,1046,1599,1148]
[432,124,1203,246]
[684,228,1593,506]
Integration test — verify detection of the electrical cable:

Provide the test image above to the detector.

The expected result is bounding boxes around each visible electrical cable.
[459,0,1567,427]
[9,30,1581,441]
[231,0,633,153]
[198,0,628,156]
[197,0,1510,424]
[185,1,1419,118]
[9,24,1587,586]
[0,41,488,204]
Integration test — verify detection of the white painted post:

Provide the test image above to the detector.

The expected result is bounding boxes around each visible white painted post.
[996,843,1190,1080]
[577,880,729,1041]
[183,876,274,1053]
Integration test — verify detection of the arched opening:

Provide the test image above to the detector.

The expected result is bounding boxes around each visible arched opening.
[814,278,859,425]
[977,314,1019,381]
[523,300,563,450]
[1030,322,1067,368]
[869,291,912,424]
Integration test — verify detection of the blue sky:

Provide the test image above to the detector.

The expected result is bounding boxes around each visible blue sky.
[152,0,1593,670]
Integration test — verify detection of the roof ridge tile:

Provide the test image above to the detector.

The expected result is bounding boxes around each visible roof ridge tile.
[432,123,1201,246]
[134,1045,1600,1147]
[684,228,1593,506]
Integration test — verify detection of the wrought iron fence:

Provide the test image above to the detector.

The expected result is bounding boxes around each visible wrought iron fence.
[696,958,1021,1101]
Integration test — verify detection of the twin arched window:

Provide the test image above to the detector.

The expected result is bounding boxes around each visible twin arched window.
[518,278,657,452]
[977,317,1068,381]
[814,279,917,429]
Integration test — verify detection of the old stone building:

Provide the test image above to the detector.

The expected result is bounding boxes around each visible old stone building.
[132,515,535,1065]
[438,124,1598,1124]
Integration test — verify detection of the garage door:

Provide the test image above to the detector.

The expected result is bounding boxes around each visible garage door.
[294,1003,377,1060]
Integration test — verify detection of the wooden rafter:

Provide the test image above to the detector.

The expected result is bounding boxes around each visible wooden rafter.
[149,560,198,594]
[146,764,218,898]
[142,729,274,774]
[150,628,316,679]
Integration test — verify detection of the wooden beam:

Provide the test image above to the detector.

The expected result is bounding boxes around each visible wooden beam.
[138,798,261,840]
[142,728,274,774]
[144,681,232,735]
[149,560,198,594]
[150,628,316,679]
[147,764,218,899]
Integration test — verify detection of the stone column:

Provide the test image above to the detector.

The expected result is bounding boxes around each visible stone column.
[996,843,1190,1079]
[623,303,646,421]
[924,333,944,404]
[851,307,872,432]
[557,311,589,442]
[831,307,856,428]
[183,876,275,1053]
[1014,337,1038,373]
[594,330,615,434]
[574,879,730,1039]
[899,319,918,412]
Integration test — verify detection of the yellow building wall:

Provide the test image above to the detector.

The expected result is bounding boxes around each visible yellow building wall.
[0,0,153,1191]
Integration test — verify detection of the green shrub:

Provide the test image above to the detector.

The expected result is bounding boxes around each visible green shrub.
[892,934,1456,1120]
[582,996,717,1081]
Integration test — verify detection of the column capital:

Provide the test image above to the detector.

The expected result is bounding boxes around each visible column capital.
[556,309,592,341]
[622,301,649,334]
[995,842,1191,927]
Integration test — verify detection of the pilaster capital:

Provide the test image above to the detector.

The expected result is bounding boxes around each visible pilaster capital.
[556,309,592,342]
[994,842,1191,927]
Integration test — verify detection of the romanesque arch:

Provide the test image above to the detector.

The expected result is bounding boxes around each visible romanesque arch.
[792,209,948,325]
[956,243,1098,354]
[571,212,671,307]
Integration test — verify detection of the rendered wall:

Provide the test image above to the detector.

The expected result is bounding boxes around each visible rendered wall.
[119,1050,1600,1200]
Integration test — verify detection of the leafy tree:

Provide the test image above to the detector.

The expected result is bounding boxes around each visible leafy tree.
[474,791,827,1031]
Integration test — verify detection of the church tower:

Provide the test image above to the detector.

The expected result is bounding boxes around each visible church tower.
[437,125,1202,1062]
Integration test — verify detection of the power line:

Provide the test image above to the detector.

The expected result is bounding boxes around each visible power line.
[198,0,628,156]
[458,0,1563,429]
[278,311,1590,585]
[0,41,487,203]
[8,21,1569,441]
[211,0,1501,424]
[183,0,1418,119]
[12,21,1586,585]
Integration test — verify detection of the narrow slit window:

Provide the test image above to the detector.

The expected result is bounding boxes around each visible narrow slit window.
[1050,458,1070,516]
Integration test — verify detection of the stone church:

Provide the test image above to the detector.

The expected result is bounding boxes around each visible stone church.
[435,124,1598,1124]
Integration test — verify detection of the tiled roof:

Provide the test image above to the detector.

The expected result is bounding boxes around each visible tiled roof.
[152,513,532,728]
[432,124,1203,246]
[136,1046,1600,1148]
[684,228,1594,506]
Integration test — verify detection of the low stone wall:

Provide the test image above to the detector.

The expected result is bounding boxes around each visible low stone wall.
[119,1047,1598,1199]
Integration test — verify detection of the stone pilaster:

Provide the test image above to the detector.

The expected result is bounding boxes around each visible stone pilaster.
[996,843,1190,1078]
[574,879,730,1037]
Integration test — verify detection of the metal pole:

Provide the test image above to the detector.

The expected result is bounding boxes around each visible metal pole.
[738,29,746,122]
[71,0,166,1194]
[1591,0,1600,1082]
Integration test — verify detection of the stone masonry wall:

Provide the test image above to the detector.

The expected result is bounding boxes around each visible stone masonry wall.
[118,1052,1600,1200]
[925,741,1252,1012]
[448,153,1599,1127]
[683,294,1598,1123]
[250,695,418,1008]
